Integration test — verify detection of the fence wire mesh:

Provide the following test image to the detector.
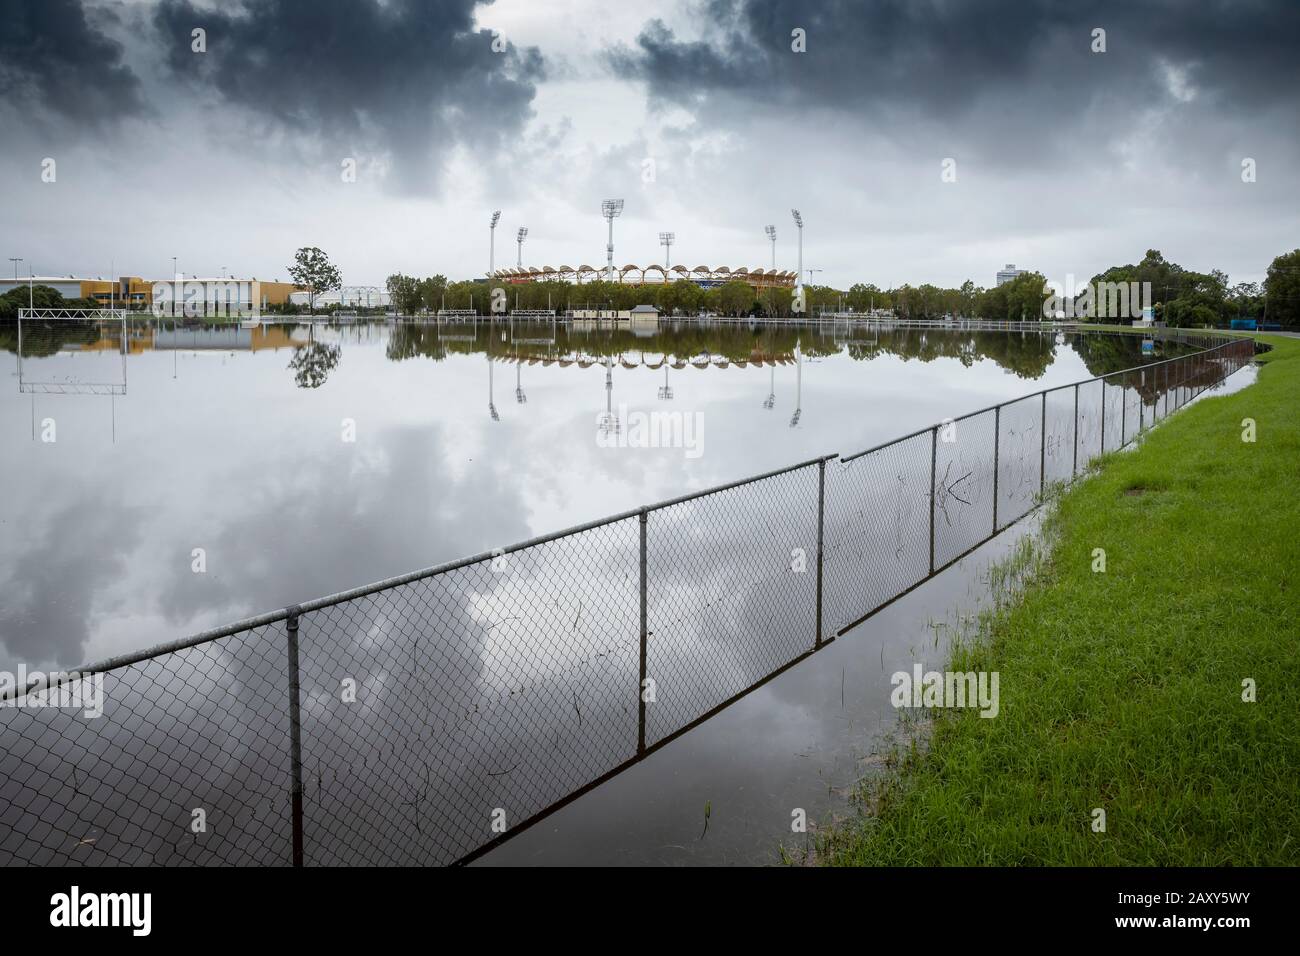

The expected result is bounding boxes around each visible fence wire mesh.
[0,335,1253,866]
[644,464,819,747]
[1,624,290,866]
[823,431,932,634]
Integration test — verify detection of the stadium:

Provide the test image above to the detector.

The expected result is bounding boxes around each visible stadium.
[491,263,798,290]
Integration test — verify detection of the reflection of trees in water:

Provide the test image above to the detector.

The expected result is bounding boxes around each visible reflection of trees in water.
[384,322,1070,378]
[844,329,1057,379]
[288,341,341,388]
[0,319,104,358]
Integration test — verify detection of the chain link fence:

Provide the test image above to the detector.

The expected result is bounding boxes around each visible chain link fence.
[0,334,1255,866]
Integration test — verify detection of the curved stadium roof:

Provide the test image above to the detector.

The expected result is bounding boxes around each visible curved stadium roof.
[491,264,798,287]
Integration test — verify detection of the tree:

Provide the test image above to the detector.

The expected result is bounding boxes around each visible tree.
[288,247,342,313]
[718,280,756,316]
[1264,249,1300,328]
[0,285,98,320]
[418,274,449,312]
[386,273,422,314]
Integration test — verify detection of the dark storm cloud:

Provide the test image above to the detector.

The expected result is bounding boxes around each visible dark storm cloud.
[0,0,148,123]
[151,0,545,192]
[610,0,1300,121]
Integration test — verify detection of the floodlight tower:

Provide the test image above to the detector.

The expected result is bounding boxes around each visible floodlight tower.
[659,231,674,269]
[516,226,528,268]
[791,209,803,286]
[602,199,624,282]
[764,226,776,270]
[488,210,501,278]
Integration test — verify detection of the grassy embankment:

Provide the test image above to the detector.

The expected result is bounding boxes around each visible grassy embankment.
[821,334,1300,865]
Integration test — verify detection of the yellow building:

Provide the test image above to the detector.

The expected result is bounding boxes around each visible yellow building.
[0,275,302,312]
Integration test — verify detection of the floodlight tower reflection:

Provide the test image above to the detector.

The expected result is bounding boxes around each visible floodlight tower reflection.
[598,354,619,436]
[789,345,802,427]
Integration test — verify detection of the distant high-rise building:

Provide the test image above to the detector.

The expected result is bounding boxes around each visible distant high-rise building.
[996,264,1025,286]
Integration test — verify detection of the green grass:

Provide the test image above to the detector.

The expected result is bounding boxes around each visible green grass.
[820,334,1300,866]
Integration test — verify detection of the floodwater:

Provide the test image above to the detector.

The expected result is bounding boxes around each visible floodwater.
[0,318,1228,865]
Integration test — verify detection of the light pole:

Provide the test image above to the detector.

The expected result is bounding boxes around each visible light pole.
[516,226,528,268]
[791,210,803,286]
[488,210,501,277]
[8,257,21,282]
[764,226,776,270]
[171,256,178,317]
[602,199,624,282]
[659,231,674,269]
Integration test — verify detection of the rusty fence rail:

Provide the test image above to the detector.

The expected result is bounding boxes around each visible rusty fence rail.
[0,334,1255,866]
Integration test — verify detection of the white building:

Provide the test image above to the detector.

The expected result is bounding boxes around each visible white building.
[996,264,1025,286]
[288,288,390,308]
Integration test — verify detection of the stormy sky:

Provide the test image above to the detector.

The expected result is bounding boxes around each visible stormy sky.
[1,0,1296,289]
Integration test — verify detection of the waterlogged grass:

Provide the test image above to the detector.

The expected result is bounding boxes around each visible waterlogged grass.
[820,335,1300,866]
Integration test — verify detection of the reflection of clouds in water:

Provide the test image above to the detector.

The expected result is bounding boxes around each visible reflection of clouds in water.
[294,516,643,864]
[0,493,143,669]
[156,424,534,628]
[0,624,294,865]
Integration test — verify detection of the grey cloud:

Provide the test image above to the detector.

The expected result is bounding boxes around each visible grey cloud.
[0,0,148,124]
[610,1,1300,123]
[150,0,546,193]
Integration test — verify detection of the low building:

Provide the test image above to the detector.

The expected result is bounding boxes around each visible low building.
[0,275,300,313]
[568,304,660,321]
[996,264,1025,286]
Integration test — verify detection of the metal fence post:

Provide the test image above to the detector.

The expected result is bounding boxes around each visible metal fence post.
[992,405,1000,533]
[815,458,825,648]
[1100,377,1106,453]
[286,609,305,867]
[637,508,648,756]
[1072,383,1079,477]
[1139,372,1145,433]
[1039,390,1047,494]
[1120,374,1127,447]
[928,426,937,574]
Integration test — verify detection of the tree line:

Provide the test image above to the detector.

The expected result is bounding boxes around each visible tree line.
[381,248,1298,328]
